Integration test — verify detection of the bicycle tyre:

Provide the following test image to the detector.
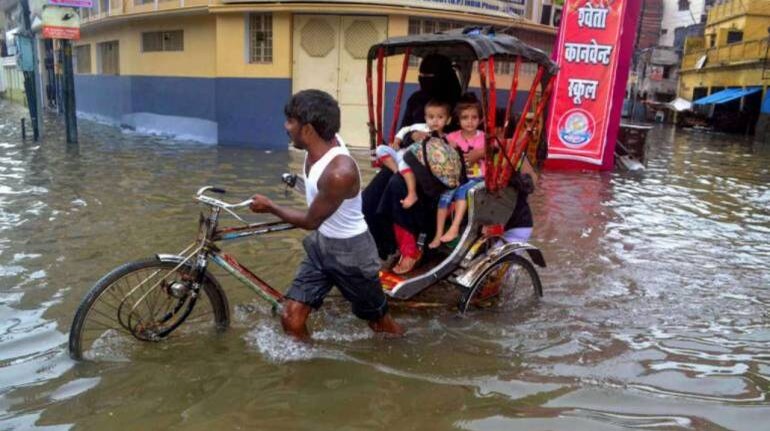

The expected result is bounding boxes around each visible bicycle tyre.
[69,257,229,361]
[460,254,542,314]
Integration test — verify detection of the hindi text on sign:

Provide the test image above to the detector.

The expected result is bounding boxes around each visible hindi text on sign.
[577,3,609,29]
[568,79,599,105]
[564,39,612,65]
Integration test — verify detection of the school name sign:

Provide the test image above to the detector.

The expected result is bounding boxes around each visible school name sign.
[547,0,631,167]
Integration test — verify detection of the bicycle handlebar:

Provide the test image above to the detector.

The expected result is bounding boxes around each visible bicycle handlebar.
[195,186,252,211]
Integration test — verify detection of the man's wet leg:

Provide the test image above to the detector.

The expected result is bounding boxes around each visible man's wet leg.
[281,299,313,341]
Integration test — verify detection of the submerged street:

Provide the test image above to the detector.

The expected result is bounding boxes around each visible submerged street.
[1,99,769,430]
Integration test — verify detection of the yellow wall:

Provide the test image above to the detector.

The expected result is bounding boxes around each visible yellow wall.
[77,14,217,77]
[75,4,552,86]
[214,11,292,78]
[680,65,767,98]
[704,0,770,44]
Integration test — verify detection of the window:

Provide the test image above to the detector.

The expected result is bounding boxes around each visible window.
[134,0,152,4]
[678,0,689,11]
[727,30,743,44]
[407,18,464,36]
[98,41,119,75]
[142,30,184,52]
[75,45,91,74]
[540,5,552,26]
[552,7,563,27]
[407,18,463,66]
[5,9,17,29]
[249,13,273,63]
[661,28,668,35]
[81,3,96,19]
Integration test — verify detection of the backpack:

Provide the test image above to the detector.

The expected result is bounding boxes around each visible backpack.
[403,135,465,198]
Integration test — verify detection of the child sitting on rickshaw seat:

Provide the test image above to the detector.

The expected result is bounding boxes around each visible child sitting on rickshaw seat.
[375,123,430,174]
[397,100,462,209]
[429,95,485,248]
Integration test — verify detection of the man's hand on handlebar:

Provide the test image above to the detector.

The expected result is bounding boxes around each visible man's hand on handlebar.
[249,194,274,213]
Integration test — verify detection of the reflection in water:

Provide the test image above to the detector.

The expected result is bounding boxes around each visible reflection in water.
[1,100,769,430]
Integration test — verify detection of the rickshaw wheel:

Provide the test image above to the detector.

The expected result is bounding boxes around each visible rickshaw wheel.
[460,254,541,314]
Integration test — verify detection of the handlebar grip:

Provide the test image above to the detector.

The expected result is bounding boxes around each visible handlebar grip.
[210,187,227,194]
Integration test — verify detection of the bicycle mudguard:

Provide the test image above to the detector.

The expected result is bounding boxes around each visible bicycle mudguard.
[451,242,546,289]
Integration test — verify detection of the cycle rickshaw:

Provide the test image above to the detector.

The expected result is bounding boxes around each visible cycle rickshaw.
[68,27,558,360]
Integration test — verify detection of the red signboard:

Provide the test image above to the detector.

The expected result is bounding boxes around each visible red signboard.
[547,0,630,166]
[42,26,80,40]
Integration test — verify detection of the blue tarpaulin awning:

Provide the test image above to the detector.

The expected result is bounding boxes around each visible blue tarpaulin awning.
[693,87,762,105]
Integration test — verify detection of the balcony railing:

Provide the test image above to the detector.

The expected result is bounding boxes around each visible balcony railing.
[81,0,214,24]
[80,0,523,26]
[219,0,524,18]
[682,38,770,70]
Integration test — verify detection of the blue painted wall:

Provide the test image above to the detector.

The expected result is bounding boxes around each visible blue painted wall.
[74,74,528,149]
[75,75,291,149]
[215,78,291,149]
[131,76,216,121]
[75,75,132,122]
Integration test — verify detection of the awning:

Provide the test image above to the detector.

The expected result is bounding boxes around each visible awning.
[693,87,762,105]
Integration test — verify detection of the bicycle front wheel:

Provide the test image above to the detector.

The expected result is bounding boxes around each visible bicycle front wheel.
[69,257,229,361]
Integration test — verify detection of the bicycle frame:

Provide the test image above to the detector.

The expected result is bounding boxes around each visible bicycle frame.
[167,196,297,312]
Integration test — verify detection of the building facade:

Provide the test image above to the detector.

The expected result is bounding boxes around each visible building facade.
[0,0,551,149]
[660,0,708,46]
[679,0,770,133]
[632,46,680,121]
[1,0,24,104]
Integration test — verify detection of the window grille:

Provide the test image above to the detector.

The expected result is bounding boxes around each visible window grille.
[249,13,273,63]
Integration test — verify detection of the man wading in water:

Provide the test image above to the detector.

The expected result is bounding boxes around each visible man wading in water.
[249,90,404,340]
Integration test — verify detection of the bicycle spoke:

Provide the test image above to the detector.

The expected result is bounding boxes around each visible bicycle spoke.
[183,310,214,325]
[82,322,132,337]
[145,273,163,318]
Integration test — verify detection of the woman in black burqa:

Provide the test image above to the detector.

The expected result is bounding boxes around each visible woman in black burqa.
[362,54,462,262]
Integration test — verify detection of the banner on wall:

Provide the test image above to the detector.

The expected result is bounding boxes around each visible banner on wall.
[546,0,630,166]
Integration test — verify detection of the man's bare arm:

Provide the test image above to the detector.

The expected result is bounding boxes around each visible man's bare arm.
[250,156,358,230]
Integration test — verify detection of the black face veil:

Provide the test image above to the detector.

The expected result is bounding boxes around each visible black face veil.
[418,54,461,105]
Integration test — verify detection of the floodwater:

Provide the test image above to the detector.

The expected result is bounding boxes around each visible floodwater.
[1,99,769,431]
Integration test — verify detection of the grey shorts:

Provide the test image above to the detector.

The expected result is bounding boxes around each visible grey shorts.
[286,231,389,321]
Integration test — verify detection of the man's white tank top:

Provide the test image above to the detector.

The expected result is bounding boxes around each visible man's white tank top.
[304,136,368,239]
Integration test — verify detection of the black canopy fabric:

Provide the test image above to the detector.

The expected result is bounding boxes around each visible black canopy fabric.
[367,27,559,76]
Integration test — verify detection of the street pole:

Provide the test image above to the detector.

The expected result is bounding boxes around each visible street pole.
[62,39,77,143]
[19,0,43,140]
